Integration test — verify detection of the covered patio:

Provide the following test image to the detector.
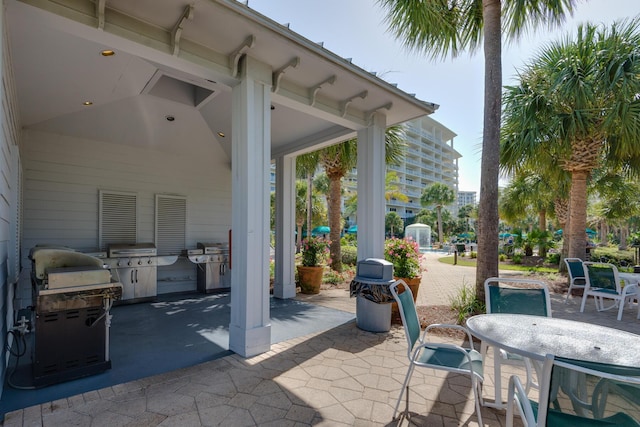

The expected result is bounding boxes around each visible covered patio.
[0,0,436,401]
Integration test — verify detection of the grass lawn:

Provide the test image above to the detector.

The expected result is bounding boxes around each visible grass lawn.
[437,255,560,273]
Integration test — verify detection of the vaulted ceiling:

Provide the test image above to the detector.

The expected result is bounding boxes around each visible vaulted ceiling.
[8,0,436,160]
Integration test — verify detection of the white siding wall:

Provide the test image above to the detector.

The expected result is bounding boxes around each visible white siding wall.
[22,129,232,294]
[1,1,22,398]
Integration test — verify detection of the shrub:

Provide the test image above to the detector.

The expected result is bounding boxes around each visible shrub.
[341,245,358,266]
[546,253,560,265]
[449,283,485,324]
[301,236,330,267]
[499,254,506,262]
[512,253,523,264]
[384,237,422,278]
[322,268,343,285]
[341,234,357,246]
[470,251,477,259]
[592,247,634,268]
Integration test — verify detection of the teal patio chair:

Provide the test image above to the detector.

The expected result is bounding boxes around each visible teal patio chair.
[580,262,639,321]
[390,280,484,425]
[483,277,551,408]
[506,355,640,427]
[564,257,586,303]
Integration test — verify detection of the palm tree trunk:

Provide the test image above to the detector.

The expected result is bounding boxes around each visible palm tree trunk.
[306,172,313,240]
[568,170,589,260]
[436,207,444,246]
[296,223,303,253]
[476,0,502,301]
[539,209,546,232]
[328,175,342,272]
[620,225,628,250]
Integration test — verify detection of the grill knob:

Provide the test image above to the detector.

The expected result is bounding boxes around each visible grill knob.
[138,260,142,265]
[148,259,152,265]
[127,260,132,266]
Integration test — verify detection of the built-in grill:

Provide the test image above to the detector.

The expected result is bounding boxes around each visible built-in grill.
[187,242,230,293]
[104,243,158,303]
[29,247,122,387]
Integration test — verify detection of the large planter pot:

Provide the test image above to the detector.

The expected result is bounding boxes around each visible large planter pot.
[297,266,323,294]
[391,276,421,323]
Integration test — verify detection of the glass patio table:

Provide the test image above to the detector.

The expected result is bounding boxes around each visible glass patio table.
[466,314,640,408]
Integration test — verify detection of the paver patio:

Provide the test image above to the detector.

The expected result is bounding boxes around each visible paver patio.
[2,252,638,426]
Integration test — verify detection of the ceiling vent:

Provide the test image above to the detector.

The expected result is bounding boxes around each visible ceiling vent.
[142,71,217,109]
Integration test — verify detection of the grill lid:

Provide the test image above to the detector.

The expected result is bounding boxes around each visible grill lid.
[197,242,229,254]
[108,243,157,258]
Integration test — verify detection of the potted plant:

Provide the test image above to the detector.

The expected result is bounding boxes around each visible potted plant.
[384,237,424,314]
[297,236,330,294]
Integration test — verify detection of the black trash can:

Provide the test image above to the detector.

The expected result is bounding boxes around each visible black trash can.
[456,243,466,253]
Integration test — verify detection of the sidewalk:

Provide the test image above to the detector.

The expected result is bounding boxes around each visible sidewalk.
[2,254,638,426]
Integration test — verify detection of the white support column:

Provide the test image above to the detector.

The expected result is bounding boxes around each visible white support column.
[273,155,296,299]
[356,113,387,261]
[229,55,272,357]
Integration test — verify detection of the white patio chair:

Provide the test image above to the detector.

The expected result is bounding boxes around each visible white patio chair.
[564,257,586,303]
[390,280,484,425]
[483,277,551,408]
[580,262,639,321]
[507,354,640,427]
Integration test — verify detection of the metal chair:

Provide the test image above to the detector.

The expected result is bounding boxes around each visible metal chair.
[564,257,586,303]
[580,262,639,321]
[390,280,484,425]
[507,355,640,427]
[483,277,551,408]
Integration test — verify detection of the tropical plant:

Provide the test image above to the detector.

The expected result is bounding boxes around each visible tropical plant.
[296,151,320,245]
[378,0,576,300]
[300,236,330,267]
[385,211,404,237]
[385,171,409,203]
[501,18,640,262]
[294,180,325,252]
[298,125,406,273]
[421,182,455,245]
[384,237,422,278]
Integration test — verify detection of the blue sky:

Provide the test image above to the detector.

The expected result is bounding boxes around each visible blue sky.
[248,0,640,194]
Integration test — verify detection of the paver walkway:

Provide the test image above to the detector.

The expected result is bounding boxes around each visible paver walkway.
[2,252,639,426]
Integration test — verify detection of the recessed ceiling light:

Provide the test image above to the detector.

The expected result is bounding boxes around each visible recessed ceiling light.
[166,115,175,122]
[83,101,93,106]
[217,132,225,138]
[101,50,115,57]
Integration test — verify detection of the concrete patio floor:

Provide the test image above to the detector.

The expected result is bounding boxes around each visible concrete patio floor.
[2,252,639,426]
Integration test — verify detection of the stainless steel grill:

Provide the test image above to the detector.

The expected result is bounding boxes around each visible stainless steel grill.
[187,242,230,293]
[104,243,158,302]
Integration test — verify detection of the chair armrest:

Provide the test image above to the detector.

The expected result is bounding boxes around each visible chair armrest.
[507,375,537,427]
[423,323,475,346]
[623,283,638,296]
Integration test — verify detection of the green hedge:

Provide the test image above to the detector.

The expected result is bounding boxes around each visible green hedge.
[341,245,358,266]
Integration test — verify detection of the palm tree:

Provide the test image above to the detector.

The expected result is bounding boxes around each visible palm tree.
[385,171,409,203]
[421,183,455,246]
[294,181,326,252]
[501,18,640,261]
[385,211,404,237]
[296,151,320,243]
[378,0,576,298]
[299,125,405,272]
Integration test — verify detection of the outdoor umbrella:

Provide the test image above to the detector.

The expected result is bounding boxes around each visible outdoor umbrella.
[312,226,330,235]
